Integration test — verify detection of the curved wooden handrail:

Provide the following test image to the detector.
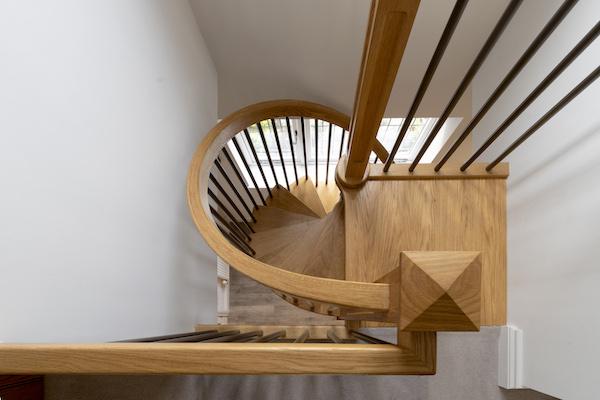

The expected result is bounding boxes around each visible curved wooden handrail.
[187,100,390,311]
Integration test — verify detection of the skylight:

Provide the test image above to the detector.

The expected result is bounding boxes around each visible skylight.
[229,117,441,188]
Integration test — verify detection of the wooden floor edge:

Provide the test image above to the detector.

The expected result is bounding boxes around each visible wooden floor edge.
[0,343,435,375]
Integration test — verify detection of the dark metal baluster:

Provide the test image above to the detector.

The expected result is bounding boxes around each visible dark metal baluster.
[158,330,240,343]
[215,221,255,256]
[244,129,273,198]
[214,160,256,222]
[410,0,523,172]
[203,330,263,343]
[301,117,308,179]
[209,174,255,233]
[208,188,250,236]
[326,122,332,184]
[217,225,256,256]
[346,129,351,151]
[271,118,290,190]
[257,122,279,187]
[232,136,267,206]
[210,205,251,243]
[222,146,259,210]
[436,0,578,171]
[487,65,600,171]
[227,221,249,243]
[315,119,319,186]
[462,20,600,171]
[248,330,286,343]
[350,330,392,344]
[114,330,217,343]
[383,0,468,171]
[286,117,299,185]
[338,129,346,159]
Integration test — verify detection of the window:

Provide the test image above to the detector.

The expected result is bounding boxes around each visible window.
[373,117,438,162]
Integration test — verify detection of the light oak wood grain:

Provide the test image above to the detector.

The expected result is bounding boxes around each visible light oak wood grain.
[315,182,341,213]
[252,206,317,233]
[187,100,389,311]
[372,139,390,162]
[289,177,327,218]
[398,251,481,331]
[250,203,344,279]
[345,0,420,181]
[369,162,509,180]
[0,340,435,375]
[268,184,321,217]
[344,179,506,326]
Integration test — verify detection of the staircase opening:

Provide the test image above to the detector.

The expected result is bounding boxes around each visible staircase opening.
[228,116,450,189]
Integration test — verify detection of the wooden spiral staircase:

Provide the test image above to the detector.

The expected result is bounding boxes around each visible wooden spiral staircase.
[1,0,598,375]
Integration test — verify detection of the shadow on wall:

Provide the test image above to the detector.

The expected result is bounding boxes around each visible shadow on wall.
[508,123,600,191]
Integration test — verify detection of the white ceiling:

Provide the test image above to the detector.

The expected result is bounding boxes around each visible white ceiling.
[190,0,559,118]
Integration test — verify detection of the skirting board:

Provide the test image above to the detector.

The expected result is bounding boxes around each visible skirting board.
[498,325,523,389]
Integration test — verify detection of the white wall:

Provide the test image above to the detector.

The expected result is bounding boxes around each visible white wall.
[190,0,505,120]
[0,0,218,342]
[471,1,600,399]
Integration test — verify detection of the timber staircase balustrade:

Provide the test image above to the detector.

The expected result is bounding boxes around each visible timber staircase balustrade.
[1,0,598,376]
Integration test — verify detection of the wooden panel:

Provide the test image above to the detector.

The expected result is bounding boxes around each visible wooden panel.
[345,0,420,181]
[0,339,435,375]
[344,179,506,325]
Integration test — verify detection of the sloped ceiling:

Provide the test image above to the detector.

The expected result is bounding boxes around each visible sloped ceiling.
[190,0,555,118]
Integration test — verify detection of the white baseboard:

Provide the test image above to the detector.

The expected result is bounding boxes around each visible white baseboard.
[498,325,524,389]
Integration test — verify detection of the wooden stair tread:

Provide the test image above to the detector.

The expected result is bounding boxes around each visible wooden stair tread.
[302,202,345,279]
[251,202,345,280]
[251,220,316,262]
[315,183,341,214]
[289,177,327,218]
[268,185,321,217]
[252,205,318,232]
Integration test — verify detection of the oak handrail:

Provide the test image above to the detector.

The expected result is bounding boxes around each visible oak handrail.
[187,100,390,311]
[345,0,419,182]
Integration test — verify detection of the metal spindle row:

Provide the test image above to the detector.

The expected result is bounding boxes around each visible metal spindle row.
[383,0,468,172]
[461,18,600,171]
[116,328,387,344]
[208,117,347,255]
[377,0,595,173]
[271,119,290,190]
[435,0,577,171]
